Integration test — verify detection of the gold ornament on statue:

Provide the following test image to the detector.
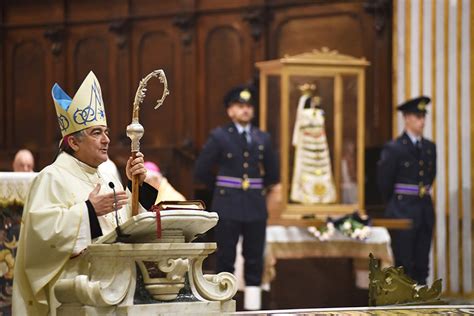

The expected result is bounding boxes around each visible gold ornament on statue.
[298,83,316,96]
[313,184,327,196]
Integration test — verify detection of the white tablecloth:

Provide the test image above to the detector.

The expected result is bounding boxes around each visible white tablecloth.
[0,172,37,205]
[234,225,393,290]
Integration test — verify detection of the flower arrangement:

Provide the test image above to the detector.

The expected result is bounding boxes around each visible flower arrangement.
[308,211,371,241]
[307,222,335,241]
[336,217,371,240]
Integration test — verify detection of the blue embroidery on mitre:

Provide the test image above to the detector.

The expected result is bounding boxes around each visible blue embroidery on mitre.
[57,114,70,132]
[51,71,107,137]
[73,81,103,126]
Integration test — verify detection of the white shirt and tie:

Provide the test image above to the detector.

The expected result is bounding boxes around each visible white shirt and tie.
[406,131,422,148]
[235,123,252,144]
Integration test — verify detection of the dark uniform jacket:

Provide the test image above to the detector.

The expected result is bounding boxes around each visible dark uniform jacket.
[194,123,279,222]
[377,132,436,228]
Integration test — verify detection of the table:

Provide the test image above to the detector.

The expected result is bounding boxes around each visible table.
[266,226,393,266]
[234,226,393,292]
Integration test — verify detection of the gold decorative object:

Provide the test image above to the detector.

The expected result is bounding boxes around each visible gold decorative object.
[256,48,369,218]
[242,178,250,191]
[298,83,316,95]
[127,70,169,215]
[313,184,327,196]
[368,253,443,306]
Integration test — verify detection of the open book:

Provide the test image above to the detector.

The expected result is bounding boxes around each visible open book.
[95,203,217,244]
[153,200,206,211]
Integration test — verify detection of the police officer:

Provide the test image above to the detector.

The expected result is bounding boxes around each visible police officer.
[194,85,279,310]
[377,96,436,285]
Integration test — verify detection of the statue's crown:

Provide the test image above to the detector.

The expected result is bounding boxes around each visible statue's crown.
[52,71,107,137]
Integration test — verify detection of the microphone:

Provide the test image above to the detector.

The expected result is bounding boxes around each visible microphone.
[108,182,119,227]
[109,181,129,242]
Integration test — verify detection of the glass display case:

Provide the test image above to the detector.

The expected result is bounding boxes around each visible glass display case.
[256,48,369,218]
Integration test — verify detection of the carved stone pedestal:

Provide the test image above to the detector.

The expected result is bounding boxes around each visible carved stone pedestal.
[54,211,237,315]
[55,243,236,315]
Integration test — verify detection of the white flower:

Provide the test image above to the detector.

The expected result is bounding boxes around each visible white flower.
[343,221,352,230]
[351,230,359,238]
[308,226,325,239]
[327,222,335,232]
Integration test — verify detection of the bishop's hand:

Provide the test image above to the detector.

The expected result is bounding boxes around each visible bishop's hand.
[88,183,128,216]
[126,152,147,185]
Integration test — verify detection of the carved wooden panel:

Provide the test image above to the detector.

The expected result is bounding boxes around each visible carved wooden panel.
[197,13,254,146]
[273,10,365,58]
[135,30,176,147]
[3,27,58,155]
[268,1,391,147]
[1,26,61,170]
[129,18,189,195]
[206,27,242,129]
[66,0,128,23]
[67,25,113,141]
[130,0,185,17]
[2,0,64,26]
[70,35,109,103]
[11,40,47,149]
[109,19,132,141]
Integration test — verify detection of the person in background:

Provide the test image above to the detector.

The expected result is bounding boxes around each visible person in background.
[12,149,35,172]
[377,96,436,285]
[144,161,186,203]
[194,84,279,310]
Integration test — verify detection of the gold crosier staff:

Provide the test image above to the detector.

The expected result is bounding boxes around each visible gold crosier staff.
[127,70,169,216]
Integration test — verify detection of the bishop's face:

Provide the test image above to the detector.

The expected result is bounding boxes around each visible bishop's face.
[70,125,110,167]
[227,102,254,126]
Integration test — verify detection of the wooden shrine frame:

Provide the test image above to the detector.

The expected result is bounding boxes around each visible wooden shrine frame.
[256,48,370,219]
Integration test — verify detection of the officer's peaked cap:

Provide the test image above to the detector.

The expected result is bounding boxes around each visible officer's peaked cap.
[223,85,257,108]
[397,96,431,114]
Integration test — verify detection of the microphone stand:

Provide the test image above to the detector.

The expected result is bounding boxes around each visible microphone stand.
[109,182,130,243]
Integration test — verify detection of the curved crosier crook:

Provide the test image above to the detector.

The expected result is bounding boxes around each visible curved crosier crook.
[127,69,169,216]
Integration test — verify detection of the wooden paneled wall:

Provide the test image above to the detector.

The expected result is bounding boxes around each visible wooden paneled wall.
[0,0,392,200]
